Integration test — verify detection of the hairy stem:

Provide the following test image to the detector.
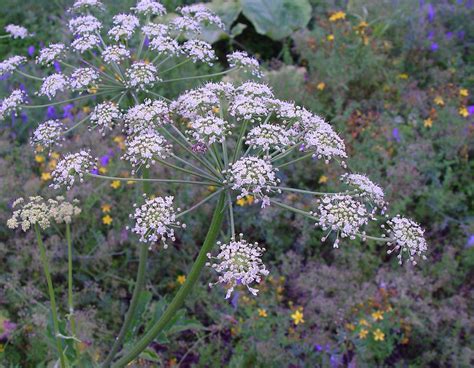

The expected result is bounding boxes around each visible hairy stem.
[111,193,226,367]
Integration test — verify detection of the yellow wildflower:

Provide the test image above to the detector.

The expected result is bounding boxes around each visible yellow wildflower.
[177,275,186,285]
[359,319,369,326]
[82,106,91,114]
[88,86,98,94]
[327,34,335,42]
[459,88,469,97]
[434,96,445,106]
[459,106,469,117]
[258,308,268,318]
[41,172,51,181]
[291,309,304,325]
[372,310,384,321]
[99,65,106,72]
[48,159,57,170]
[99,166,108,174]
[212,106,220,114]
[358,21,369,28]
[346,323,355,331]
[329,11,346,22]
[111,180,121,189]
[317,82,326,91]
[35,155,45,163]
[102,215,113,225]
[319,175,328,184]
[51,152,60,160]
[101,204,111,213]
[423,118,433,128]
[208,185,216,192]
[373,328,385,341]
[0,343,4,353]
[398,73,409,80]
[359,329,368,339]
[113,135,126,150]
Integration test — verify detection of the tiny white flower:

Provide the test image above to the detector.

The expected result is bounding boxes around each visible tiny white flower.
[69,67,100,90]
[108,13,139,41]
[133,0,166,16]
[0,89,27,120]
[5,24,30,39]
[0,55,27,77]
[31,120,65,148]
[71,34,100,53]
[102,44,130,64]
[181,40,216,65]
[69,15,102,35]
[36,44,66,66]
[90,102,122,134]
[51,150,96,190]
[38,74,69,99]
[125,61,159,91]
[227,51,261,77]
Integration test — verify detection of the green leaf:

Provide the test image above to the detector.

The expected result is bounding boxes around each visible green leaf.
[124,290,153,344]
[241,0,311,40]
[199,0,243,44]
[230,23,247,38]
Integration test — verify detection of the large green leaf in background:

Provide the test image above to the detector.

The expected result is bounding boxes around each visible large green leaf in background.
[240,0,312,40]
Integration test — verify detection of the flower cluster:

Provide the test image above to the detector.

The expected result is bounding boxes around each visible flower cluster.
[36,44,65,66]
[245,123,295,152]
[207,234,269,299]
[384,216,428,264]
[129,195,185,248]
[186,114,232,145]
[7,196,81,232]
[90,102,122,134]
[0,55,27,77]
[124,98,170,134]
[31,120,65,148]
[69,68,100,90]
[341,173,386,210]
[125,61,159,90]
[223,157,281,208]
[5,24,29,39]
[38,74,69,99]
[0,89,27,119]
[227,51,261,77]
[51,150,96,190]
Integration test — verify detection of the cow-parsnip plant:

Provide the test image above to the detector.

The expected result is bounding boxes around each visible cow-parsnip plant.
[2,1,428,367]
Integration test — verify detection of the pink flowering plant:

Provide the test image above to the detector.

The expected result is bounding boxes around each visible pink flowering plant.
[2,1,428,367]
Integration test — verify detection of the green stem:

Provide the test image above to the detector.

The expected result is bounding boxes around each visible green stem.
[160,68,238,83]
[16,69,43,81]
[86,172,216,186]
[22,92,107,109]
[102,169,151,367]
[111,193,226,367]
[66,223,80,359]
[35,225,66,368]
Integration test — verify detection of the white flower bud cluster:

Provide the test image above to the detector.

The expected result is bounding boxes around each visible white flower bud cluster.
[90,102,122,134]
[0,89,27,120]
[312,194,370,248]
[181,40,216,65]
[245,123,295,152]
[124,98,169,134]
[69,0,104,13]
[7,196,81,231]
[179,4,224,29]
[38,74,69,99]
[36,44,66,66]
[51,150,96,190]
[227,51,261,77]
[31,120,65,148]
[5,24,29,39]
[384,216,428,265]
[102,44,130,64]
[341,173,386,210]
[69,67,100,90]
[71,33,100,53]
[125,61,159,90]
[122,130,171,172]
[302,121,347,165]
[129,195,185,248]
[186,114,232,145]
[108,13,139,41]
[0,55,27,77]
[223,156,281,208]
[133,0,166,16]
[228,82,274,121]
[207,234,269,299]
[69,15,102,35]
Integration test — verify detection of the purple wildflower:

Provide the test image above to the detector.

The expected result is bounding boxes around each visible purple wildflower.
[392,128,401,143]
[53,61,61,73]
[63,104,74,120]
[427,3,435,22]
[46,106,57,119]
[466,235,474,248]
[430,42,439,51]
[100,154,111,166]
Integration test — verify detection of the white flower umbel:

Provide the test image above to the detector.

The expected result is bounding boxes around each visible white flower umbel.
[245,123,295,152]
[179,4,224,28]
[122,130,171,173]
[7,197,52,231]
[90,102,122,134]
[69,0,104,13]
[69,67,100,90]
[125,61,159,91]
[124,98,169,134]
[228,82,274,121]
[48,196,82,224]
[313,194,370,248]
[108,13,139,41]
[0,89,27,120]
[36,44,66,66]
[68,15,102,35]
[133,0,166,16]
[302,121,347,165]
[71,34,100,53]
[31,120,65,148]
[5,24,29,39]
[227,51,261,77]
[102,44,130,64]
[181,40,216,65]
[207,234,269,299]
[129,195,185,248]
[224,156,281,208]
[186,114,232,145]
[149,34,179,55]
[384,216,428,265]
[51,150,96,190]
[341,173,386,210]
[38,74,69,99]
[0,56,27,77]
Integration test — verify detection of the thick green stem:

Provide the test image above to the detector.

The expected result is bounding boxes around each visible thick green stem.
[111,193,226,367]
[35,225,66,368]
[102,169,151,367]
[66,224,79,352]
